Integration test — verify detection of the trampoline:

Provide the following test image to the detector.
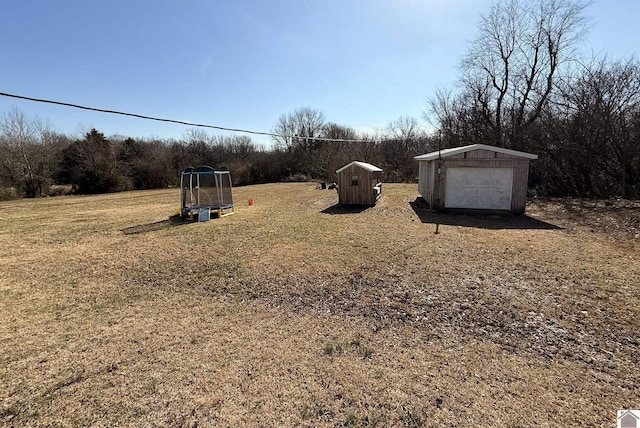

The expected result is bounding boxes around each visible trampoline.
[180,166,235,219]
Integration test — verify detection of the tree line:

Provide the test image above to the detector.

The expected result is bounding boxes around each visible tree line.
[0,108,431,199]
[1,0,638,200]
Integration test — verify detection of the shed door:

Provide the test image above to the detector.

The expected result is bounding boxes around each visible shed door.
[445,167,513,210]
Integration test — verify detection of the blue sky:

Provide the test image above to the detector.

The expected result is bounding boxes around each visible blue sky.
[1,0,638,147]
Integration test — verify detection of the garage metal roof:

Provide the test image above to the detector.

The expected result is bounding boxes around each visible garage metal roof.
[414,144,538,161]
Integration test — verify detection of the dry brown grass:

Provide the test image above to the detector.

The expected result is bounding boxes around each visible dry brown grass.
[1,183,639,427]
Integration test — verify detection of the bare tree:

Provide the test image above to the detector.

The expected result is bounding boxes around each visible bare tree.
[271,107,326,176]
[307,123,360,181]
[551,56,640,197]
[271,107,326,152]
[0,108,62,197]
[385,116,421,141]
[459,0,590,147]
[379,116,428,181]
[426,87,496,147]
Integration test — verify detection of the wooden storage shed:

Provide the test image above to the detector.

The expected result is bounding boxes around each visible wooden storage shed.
[336,161,383,205]
[414,144,538,214]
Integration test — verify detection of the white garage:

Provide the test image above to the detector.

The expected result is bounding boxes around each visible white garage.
[415,144,538,214]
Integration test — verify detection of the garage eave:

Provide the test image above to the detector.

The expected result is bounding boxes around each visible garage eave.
[414,144,538,161]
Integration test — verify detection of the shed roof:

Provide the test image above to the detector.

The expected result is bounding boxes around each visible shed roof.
[336,161,383,173]
[414,144,538,161]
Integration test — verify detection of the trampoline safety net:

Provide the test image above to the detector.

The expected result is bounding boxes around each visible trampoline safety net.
[180,166,235,218]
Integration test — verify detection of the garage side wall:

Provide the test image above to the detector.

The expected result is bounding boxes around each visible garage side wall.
[510,160,530,214]
[418,160,436,206]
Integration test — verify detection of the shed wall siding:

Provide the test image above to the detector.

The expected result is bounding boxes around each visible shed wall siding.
[418,160,440,207]
[418,162,427,199]
[433,160,446,209]
[496,152,520,159]
[441,158,523,169]
[338,165,380,205]
[428,162,435,205]
[510,160,530,214]
[418,161,435,206]
[465,149,495,159]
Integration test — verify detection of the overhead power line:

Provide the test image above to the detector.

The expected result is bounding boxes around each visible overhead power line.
[0,90,373,143]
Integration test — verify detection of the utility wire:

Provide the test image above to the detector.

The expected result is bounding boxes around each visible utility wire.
[0,90,373,143]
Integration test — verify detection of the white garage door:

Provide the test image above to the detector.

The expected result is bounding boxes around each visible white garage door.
[445,167,513,210]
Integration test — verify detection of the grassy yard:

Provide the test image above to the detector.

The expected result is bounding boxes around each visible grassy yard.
[1,183,639,427]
